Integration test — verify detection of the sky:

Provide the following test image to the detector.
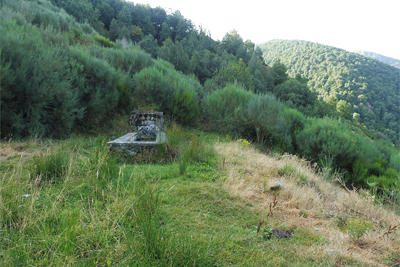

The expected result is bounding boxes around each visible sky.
[128,0,400,60]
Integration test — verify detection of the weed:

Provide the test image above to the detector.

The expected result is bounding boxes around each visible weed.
[278,163,295,176]
[346,218,372,240]
[31,151,69,182]
[237,138,250,148]
[299,210,308,218]
[257,195,278,237]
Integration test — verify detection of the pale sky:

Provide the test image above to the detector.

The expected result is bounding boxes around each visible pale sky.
[129,0,400,60]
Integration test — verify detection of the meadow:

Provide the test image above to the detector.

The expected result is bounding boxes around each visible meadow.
[1,121,399,266]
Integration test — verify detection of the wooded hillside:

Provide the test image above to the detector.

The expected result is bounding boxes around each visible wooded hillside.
[259,40,400,144]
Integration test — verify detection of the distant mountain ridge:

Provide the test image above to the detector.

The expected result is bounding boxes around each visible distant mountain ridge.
[354,50,400,69]
[258,40,400,144]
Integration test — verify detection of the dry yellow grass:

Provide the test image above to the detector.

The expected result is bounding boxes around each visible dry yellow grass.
[0,141,34,162]
[216,140,400,266]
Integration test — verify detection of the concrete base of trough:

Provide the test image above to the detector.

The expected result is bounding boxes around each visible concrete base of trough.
[107,132,167,155]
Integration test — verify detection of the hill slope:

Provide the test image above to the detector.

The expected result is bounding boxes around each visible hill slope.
[354,50,400,69]
[258,40,400,144]
[1,132,399,266]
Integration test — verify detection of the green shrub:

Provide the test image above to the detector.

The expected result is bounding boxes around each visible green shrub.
[368,156,388,176]
[204,58,254,92]
[348,160,369,187]
[203,83,254,136]
[0,19,81,138]
[244,93,284,144]
[133,62,203,115]
[367,175,397,190]
[93,34,116,48]
[69,46,121,127]
[281,108,306,150]
[389,152,400,172]
[168,88,201,126]
[296,117,357,171]
[91,45,153,76]
[346,218,372,240]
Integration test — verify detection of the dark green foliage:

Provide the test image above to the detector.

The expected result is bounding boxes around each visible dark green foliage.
[281,108,306,150]
[132,65,176,111]
[0,17,82,138]
[221,30,251,64]
[368,156,388,176]
[157,38,191,74]
[168,89,201,126]
[248,49,271,94]
[203,84,254,136]
[204,59,254,92]
[348,160,369,187]
[270,59,288,86]
[389,153,400,172]
[244,93,284,144]
[139,34,159,58]
[133,61,203,121]
[68,46,121,126]
[273,78,315,110]
[296,117,357,171]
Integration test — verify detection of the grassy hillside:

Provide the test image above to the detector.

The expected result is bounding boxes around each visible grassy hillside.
[259,40,400,144]
[1,126,399,266]
[2,2,400,265]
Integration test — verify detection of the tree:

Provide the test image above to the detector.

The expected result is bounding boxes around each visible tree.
[273,78,315,109]
[139,34,159,58]
[205,58,254,92]
[221,30,250,63]
[96,2,114,30]
[336,100,352,120]
[157,38,191,74]
[270,59,288,85]
[109,18,120,41]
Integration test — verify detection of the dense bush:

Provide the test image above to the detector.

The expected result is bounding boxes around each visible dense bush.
[168,88,201,126]
[296,117,357,171]
[203,84,254,136]
[244,93,284,144]
[68,46,123,127]
[0,18,81,138]
[133,61,203,125]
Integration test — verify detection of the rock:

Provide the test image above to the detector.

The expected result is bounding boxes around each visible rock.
[324,249,338,255]
[270,181,286,190]
[273,229,293,238]
[313,227,320,231]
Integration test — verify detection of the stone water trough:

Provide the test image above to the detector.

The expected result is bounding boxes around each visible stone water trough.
[107,111,167,155]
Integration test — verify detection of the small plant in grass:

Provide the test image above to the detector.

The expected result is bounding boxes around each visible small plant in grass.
[262,174,270,192]
[299,210,308,218]
[278,164,295,176]
[346,218,372,240]
[296,172,308,184]
[178,134,215,175]
[252,224,273,240]
[257,195,278,237]
[237,138,250,148]
[31,151,69,182]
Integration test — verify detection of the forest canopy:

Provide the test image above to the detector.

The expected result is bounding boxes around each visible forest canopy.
[259,40,400,145]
